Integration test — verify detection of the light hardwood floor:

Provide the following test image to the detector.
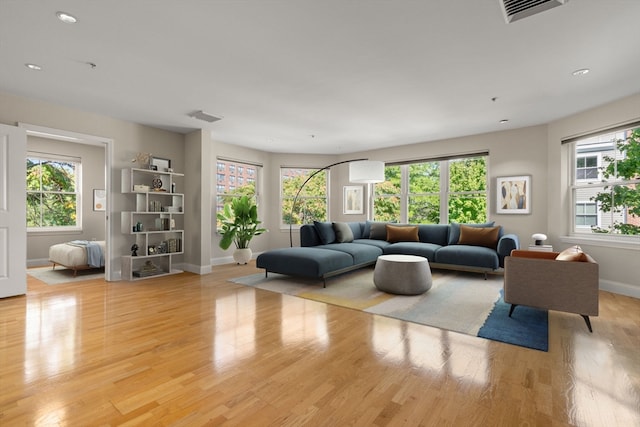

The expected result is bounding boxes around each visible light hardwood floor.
[2,262,639,426]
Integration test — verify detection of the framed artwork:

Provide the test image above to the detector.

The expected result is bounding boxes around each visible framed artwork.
[93,189,106,211]
[343,185,364,214]
[497,175,531,214]
[150,156,171,172]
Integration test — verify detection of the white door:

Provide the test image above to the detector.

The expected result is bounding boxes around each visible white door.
[0,124,27,298]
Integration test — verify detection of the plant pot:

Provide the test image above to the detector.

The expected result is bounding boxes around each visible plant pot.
[233,248,252,265]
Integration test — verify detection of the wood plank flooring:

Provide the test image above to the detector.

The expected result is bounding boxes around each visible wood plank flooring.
[1,262,639,426]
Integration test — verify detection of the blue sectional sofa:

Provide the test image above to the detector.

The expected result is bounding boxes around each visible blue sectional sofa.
[256,221,519,285]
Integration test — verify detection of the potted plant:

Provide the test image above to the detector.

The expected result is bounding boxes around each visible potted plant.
[217,195,267,264]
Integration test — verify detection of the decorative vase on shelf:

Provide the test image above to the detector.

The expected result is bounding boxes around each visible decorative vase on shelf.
[233,248,252,265]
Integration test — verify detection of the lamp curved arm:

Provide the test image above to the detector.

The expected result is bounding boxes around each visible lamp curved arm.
[289,158,367,247]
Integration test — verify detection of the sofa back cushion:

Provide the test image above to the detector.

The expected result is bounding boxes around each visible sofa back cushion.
[458,224,501,249]
[417,224,449,246]
[314,221,336,244]
[386,224,419,242]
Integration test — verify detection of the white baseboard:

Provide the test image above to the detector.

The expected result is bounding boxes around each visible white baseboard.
[600,279,640,299]
[179,263,212,275]
[211,251,264,267]
[28,258,50,268]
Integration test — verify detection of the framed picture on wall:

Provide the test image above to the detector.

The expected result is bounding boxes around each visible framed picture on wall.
[150,156,171,172]
[343,185,364,214]
[496,175,531,214]
[93,189,106,211]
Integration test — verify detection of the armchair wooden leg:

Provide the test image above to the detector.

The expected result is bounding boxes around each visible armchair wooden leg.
[581,315,593,333]
[508,304,518,317]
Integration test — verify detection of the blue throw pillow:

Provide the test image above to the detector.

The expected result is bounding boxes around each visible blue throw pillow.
[314,221,336,244]
[448,221,495,245]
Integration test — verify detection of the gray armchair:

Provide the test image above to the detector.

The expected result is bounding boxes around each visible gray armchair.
[504,250,599,332]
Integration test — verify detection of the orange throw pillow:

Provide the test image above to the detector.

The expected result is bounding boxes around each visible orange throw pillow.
[458,224,500,249]
[386,224,419,243]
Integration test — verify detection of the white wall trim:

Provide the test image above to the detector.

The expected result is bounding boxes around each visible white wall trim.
[180,262,212,275]
[211,251,264,267]
[600,279,640,299]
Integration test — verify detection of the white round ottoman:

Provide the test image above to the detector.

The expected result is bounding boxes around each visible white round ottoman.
[374,254,432,295]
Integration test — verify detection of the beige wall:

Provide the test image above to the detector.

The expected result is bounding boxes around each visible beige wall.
[26,136,106,263]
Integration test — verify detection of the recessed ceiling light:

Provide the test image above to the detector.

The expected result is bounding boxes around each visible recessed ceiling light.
[25,63,42,71]
[499,119,509,124]
[56,11,78,23]
[572,68,590,76]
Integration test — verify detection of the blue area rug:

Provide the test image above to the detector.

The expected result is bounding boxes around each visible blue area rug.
[478,290,548,351]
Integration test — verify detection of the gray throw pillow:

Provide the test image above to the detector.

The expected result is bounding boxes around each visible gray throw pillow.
[332,222,354,243]
[369,222,388,240]
[314,221,336,244]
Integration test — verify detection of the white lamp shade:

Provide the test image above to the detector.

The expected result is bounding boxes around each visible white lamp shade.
[349,160,385,183]
[532,233,547,245]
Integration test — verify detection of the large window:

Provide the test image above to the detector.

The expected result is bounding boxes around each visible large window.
[281,168,328,227]
[373,154,487,224]
[27,153,81,231]
[570,127,640,236]
[216,159,260,229]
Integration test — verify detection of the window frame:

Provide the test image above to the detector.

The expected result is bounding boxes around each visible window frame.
[568,126,640,242]
[373,154,488,224]
[215,158,261,230]
[26,152,82,233]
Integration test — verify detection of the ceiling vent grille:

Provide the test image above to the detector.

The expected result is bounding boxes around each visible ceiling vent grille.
[500,0,568,23]
[188,110,222,123]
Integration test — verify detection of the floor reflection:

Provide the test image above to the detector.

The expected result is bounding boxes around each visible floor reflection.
[24,294,78,383]
[279,298,328,348]
[371,316,490,385]
[213,289,256,368]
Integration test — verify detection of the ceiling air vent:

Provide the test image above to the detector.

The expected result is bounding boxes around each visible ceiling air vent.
[500,0,568,23]
[188,110,222,123]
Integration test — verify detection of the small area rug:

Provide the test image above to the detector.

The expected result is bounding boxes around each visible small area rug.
[27,266,105,285]
[230,267,548,351]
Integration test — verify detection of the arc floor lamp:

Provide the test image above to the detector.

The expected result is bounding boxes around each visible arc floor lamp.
[289,159,385,246]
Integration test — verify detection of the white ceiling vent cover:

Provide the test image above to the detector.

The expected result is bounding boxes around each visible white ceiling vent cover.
[500,0,568,23]
[188,110,222,123]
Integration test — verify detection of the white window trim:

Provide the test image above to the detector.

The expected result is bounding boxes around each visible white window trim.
[26,152,82,233]
[567,127,640,247]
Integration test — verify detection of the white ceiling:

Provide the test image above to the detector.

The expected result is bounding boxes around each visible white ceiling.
[2,1,639,154]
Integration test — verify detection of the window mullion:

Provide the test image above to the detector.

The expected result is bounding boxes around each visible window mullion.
[440,160,449,224]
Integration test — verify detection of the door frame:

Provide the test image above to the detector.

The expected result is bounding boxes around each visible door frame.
[19,123,114,281]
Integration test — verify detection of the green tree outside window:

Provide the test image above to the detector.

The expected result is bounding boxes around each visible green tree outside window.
[27,157,79,228]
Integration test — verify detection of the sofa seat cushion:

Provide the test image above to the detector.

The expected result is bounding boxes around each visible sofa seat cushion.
[435,245,499,269]
[256,247,354,278]
[383,242,441,261]
[317,243,383,265]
